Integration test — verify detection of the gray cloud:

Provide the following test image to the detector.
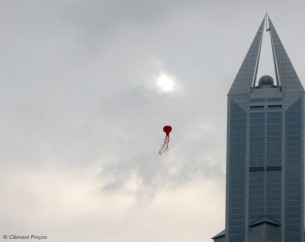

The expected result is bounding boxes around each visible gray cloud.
[0,0,305,241]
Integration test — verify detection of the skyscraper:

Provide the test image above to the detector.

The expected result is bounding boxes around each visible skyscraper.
[212,15,305,242]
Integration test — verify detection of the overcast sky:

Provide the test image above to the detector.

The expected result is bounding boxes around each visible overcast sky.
[1,1,305,242]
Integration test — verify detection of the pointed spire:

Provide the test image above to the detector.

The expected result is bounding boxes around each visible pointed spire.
[268,17,304,92]
[254,14,277,86]
[229,18,265,94]
[229,15,303,95]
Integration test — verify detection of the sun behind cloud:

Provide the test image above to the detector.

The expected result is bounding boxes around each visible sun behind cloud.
[156,73,175,93]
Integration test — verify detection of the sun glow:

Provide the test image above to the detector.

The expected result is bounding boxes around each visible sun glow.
[156,73,175,93]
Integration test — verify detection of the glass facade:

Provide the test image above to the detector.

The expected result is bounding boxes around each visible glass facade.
[249,103,282,226]
[249,109,266,224]
[227,101,246,242]
[214,15,304,242]
[249,223,280,242]
[266,110,282,224]
[285,98,303,242]
[226,87,304,242]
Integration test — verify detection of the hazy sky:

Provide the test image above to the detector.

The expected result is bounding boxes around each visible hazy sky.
[1,1,305,242]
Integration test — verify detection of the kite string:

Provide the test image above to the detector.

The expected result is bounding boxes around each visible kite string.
[159,135,170,155]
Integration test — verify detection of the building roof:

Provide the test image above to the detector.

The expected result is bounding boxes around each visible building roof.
[211,229,225,239]
[229,14,303,95]
[228,17,264,95]
[268,17,304,92]
[249,216,280,227]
